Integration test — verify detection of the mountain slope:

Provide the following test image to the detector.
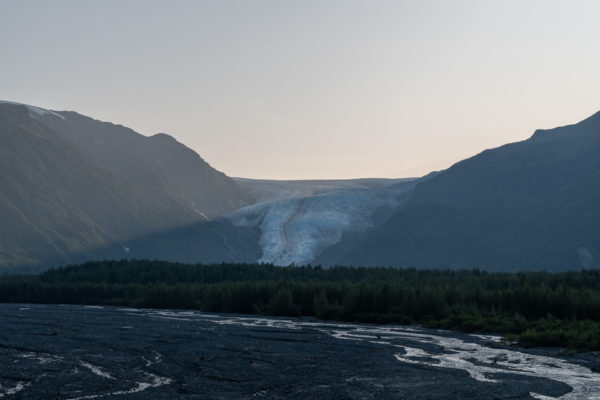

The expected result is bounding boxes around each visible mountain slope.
[316,112,600,271]
[0,102,259,271]
[0,103,204,268]
[37,109,250,218]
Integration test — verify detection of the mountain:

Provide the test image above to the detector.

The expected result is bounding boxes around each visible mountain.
[0,102,257,271]
[4,99,599,272]
[316,111,600,271]
[36,108,250,218]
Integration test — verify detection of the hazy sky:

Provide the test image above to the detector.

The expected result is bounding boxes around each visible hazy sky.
[2,1,599,179]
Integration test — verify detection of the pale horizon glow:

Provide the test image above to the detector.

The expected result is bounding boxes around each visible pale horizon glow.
[2,0,599,180]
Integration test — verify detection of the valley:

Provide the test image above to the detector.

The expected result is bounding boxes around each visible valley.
[3,5,599,400]
[2,100,599,272]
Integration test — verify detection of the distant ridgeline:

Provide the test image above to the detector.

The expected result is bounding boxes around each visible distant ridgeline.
[2,260,600,351]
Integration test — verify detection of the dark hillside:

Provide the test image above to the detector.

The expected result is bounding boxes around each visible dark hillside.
[317,112,600,271]
[39,110,251,218]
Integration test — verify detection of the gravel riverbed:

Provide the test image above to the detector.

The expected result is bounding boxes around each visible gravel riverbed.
[1,304,598,399]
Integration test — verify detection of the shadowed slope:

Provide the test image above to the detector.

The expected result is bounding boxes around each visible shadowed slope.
[317,112,600,271]
[0,103,203,268]
[37,110,251,218]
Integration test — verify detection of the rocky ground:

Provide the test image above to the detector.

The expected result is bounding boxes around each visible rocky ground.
[0,304,598,399]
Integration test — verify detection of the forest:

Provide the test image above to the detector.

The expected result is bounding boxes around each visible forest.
[2,260,600,351]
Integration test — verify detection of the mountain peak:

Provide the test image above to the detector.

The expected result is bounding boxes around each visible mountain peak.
[151,132,177,142]
[0,100,65,120]
[531,109,600,139]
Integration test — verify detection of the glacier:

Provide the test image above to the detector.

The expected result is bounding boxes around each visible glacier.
[226,178,414,266]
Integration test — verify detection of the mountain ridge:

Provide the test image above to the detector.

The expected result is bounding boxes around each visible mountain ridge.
[38,109,251,218]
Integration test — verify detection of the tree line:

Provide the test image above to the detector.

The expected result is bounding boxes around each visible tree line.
[2,260,600,350]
